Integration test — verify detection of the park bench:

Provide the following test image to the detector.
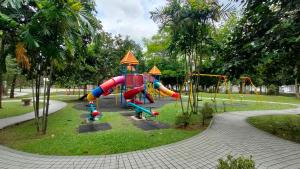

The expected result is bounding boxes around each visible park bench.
[21,98,32,106]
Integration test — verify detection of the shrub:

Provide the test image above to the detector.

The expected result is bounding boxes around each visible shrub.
[217,155,255,169]
[286,118,300,141]
[267,84,278,95]
[175,113,190,128]
[200,102,214,125]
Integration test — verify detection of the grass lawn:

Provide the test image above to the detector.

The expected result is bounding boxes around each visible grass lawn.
[196,92,300,104]
[50,95,80,101]
[247,114,300,143]
[0,101,37,119]
[180,99,296,113]
[0,94,297,156]
[0,100,203,155]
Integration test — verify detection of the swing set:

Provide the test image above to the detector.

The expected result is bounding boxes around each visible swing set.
[189,73,233,102]
[239,76,260,102]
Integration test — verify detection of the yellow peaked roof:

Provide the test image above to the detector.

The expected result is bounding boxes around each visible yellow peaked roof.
[149,65,162,75]
[120,51,139,65]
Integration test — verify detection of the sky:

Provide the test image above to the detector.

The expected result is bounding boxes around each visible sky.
[95,0,241,46]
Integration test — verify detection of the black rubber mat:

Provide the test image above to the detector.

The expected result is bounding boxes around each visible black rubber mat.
[78,123,112,133]
[131,119,170,131]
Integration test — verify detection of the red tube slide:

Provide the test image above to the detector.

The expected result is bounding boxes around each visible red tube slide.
[87,76,125,101]
[123,86,144,99]
[124,85,154,103]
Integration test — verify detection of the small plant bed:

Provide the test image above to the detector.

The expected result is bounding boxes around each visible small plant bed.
[0,101,43,119]
[217,155,255,169]
[248,114,300,143]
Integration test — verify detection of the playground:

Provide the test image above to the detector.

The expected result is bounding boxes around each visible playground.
[0,1,299,168]
[0,95,300,168]
[0,51,299,157]
[0,51,299,169]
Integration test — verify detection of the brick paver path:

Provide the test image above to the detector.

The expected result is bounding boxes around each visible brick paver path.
[0,102,299,169]
[0,100,67,129]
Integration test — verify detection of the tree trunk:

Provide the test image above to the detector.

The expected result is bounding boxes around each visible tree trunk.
[42,64,54,134]
[32,78,40,132]
[295,77,300,98]
[78,86,81,98]
[9,74,17,98]
[83,84,87,95]
[259,86,262,95]
[42,72,47,129]
[0,73,2,109]
[0,34,5,109]
[239,82,243,94]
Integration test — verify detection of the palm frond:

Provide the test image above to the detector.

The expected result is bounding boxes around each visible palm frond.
[0,12,19,30]
[21,28,39,48]
[15,42,30,70]
[1,0,31,9]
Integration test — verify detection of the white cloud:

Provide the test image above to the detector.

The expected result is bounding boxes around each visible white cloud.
[95,0,167,45]
[95,0,241,46]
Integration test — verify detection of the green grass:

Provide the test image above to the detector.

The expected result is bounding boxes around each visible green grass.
[0,94,298,156]
[0,102,202,155]
[177,99,296,114]
[209,100,296,113]
[50,95,80,101]
[196,92,300,104]
[248,114,300,143]
[0,101,36,119]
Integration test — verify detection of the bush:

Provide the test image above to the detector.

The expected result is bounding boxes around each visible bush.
[217,155,255,169]
[267,84,278,95]
[200,102,214,125]
[175,113,190,128]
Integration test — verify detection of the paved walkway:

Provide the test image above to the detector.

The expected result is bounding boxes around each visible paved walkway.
[0,100,67,129]
[2,92,29,99]
[0,103,299,168]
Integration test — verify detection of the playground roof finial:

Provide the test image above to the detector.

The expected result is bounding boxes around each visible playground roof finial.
[120,51,139,65]
[149,65,162,75]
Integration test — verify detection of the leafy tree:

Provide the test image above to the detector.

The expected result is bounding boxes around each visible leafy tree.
[144,28,185,87]
[151,0,226,125]
[0,0,37,107]
[54,31,144,96]
[1,0,100,134]
[222,0,300,97]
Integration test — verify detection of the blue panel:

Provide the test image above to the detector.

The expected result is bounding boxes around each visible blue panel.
[92,87,104,97]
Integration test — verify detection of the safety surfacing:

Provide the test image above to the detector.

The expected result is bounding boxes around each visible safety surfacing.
[78,123,112,133]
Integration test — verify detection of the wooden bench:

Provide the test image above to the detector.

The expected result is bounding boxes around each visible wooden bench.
[21,98,32,106]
